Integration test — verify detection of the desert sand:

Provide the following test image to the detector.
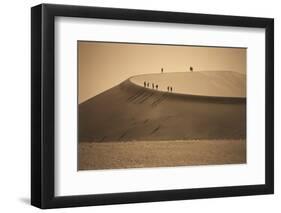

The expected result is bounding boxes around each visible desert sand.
[79,139,246,170]
[79,71,246,170]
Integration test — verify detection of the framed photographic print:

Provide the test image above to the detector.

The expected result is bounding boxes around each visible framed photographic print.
[31,4,274,209]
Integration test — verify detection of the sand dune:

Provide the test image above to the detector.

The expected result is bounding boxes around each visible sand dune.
[79,71,246,142]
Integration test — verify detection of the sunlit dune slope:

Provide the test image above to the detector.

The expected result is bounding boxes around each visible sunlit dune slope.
[130,71,246,98]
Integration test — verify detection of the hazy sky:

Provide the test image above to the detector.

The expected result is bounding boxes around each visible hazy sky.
[78,41,246,103]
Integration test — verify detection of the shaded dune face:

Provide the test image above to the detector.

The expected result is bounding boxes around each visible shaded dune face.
[79,72,246,142]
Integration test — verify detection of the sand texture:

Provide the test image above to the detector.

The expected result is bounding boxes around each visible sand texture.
[79,140,246,170]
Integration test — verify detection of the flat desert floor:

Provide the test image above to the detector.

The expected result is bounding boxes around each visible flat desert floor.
[78,140,246,170]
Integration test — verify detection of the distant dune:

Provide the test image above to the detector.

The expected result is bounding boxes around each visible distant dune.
[79,71,246,142]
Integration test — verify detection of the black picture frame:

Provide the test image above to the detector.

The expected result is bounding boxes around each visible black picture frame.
[31,3,274,209]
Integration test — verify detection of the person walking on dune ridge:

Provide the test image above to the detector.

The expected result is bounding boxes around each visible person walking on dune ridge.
[190,66,193,72]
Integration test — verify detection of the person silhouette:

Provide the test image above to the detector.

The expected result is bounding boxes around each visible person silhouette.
[167,86,170,92]
[152,83,154,89]
[161,68,164,73]
[144,81,146,87]
[190,66,193,72]
[171,87,173,92]
[156,85,158,90]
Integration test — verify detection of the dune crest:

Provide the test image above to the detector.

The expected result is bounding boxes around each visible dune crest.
[130,71,246,98]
